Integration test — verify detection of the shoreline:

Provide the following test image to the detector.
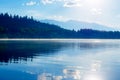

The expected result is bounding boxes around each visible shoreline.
[0,38,119,41]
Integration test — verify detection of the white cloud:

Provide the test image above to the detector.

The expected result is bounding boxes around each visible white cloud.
[25,1,37,6]
[47,15,68,21]
[63,0,82,8]
[116,14,120,18]
[104,23,120,28]
[41,0,55,5]
[91,8,102,15]
[41,0,82,7]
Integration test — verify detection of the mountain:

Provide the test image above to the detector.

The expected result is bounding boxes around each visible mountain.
[40,19,118,31]
[0,13,76,38]
[1,13,120,39]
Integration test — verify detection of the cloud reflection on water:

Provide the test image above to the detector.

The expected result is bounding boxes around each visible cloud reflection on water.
[38,60,103,80]
[0,40,120,80]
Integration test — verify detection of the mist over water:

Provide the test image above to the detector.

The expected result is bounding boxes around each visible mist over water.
[0,39,120,80]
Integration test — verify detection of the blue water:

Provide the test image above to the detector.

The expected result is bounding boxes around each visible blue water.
[0,39,120,80]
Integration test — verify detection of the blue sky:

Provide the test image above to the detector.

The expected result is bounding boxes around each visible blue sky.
[0,0,120,28]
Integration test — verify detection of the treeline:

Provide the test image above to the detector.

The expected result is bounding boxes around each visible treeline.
[0,13,120,39]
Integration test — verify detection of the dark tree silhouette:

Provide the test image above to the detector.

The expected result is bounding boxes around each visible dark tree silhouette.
[0,13,120,39]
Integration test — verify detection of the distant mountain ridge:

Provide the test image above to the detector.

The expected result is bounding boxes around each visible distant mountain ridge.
[40,19,118,31]
[1,13,120,39]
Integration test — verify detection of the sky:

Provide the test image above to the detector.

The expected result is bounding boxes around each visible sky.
[0,0,120,28]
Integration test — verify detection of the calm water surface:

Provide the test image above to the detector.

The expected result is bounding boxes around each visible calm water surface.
[0,39,120,80]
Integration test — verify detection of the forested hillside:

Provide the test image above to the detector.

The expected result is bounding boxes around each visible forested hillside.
[0,13,120,39]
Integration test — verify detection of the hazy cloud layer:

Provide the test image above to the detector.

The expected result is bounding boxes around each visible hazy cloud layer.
[91,8,103,15]
[41,0,54,5]
[19,0,120,28]
[25,1,37,6]
[41,0,82,7]
[63,0,82,7]
[47,15,68,21]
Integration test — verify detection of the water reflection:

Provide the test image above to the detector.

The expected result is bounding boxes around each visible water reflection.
[0,41,70,63]
[0,40,120,80]
[83,61,103,80]
[91,61,101,72]
[38,61,103,80]
[0,40,120,63]
[84,74,102,80]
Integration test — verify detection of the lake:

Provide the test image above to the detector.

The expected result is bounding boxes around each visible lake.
[0,39,120,80]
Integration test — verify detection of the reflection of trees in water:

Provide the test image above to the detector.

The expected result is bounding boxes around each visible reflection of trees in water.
[0,40,119,63]
[0,41,70,63]
[77,42,120,49]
